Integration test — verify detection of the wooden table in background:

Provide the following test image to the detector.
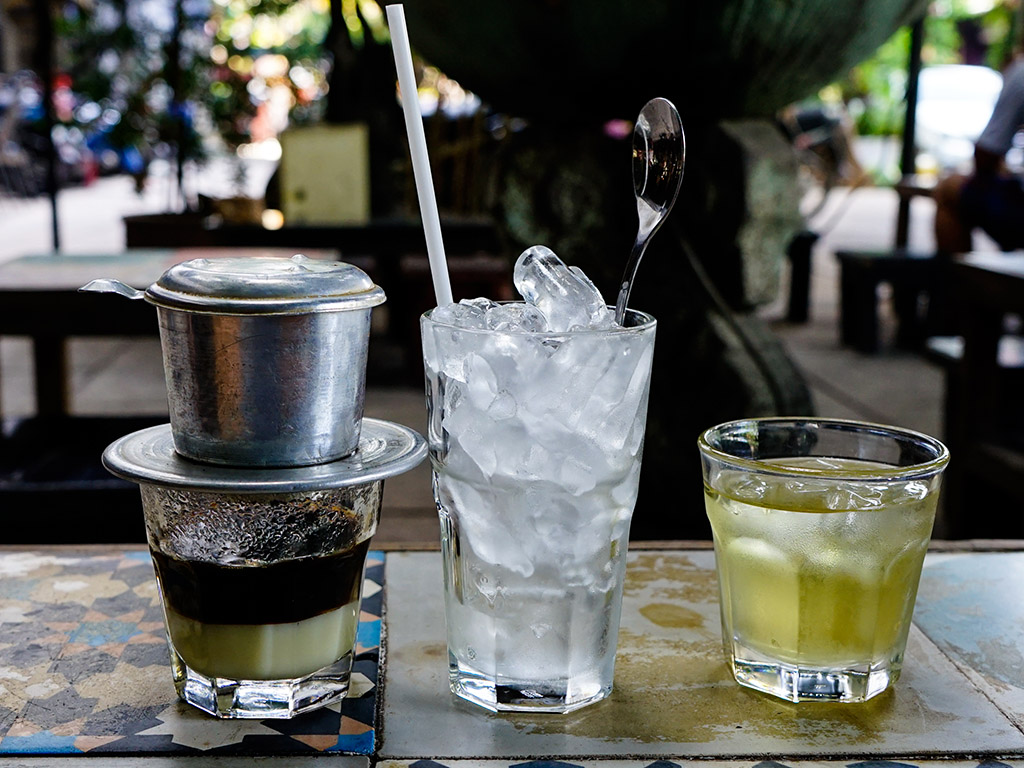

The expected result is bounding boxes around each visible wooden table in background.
[943,252,1024,538]
[0,247,338,418]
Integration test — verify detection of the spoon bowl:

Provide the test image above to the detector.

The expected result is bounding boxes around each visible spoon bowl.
[614,98,686,325]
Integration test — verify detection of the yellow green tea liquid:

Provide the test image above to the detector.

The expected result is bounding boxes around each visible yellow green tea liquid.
[705,457,938,702]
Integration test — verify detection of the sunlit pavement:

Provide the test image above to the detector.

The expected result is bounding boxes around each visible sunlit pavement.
[0,155,277,263]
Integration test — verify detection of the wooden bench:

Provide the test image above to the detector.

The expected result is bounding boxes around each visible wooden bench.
[836,248,936,353]
[834,174,939,352]
[926,333,1024,539]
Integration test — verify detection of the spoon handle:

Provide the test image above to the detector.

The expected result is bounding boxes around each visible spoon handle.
[614,234,650,326]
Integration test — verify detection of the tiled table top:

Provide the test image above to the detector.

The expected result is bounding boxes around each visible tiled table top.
[0,548,382,759]
[382,550,1024,761]
[2,545,1023,764]
[914,551,1024,732]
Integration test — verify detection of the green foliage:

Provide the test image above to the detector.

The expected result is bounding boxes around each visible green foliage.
[842,26,912,138]
[56,0,208,166]
[832,0,1018,137]
[52,0,338,184]
[205,0,332,147]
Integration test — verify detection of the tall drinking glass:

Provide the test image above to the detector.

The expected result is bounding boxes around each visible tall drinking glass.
[421,308,656,713]
[699,418,949,703]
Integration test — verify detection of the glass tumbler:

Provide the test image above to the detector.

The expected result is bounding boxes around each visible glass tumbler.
[699,418,949,703]
[421,307,657,713]
[142,483,378,718]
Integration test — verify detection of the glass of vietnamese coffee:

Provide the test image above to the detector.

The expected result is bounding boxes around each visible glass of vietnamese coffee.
[104,420,426,719]
[142,482,377,718]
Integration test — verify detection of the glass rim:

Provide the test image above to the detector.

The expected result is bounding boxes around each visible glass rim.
[698,416,950,480]
[421,303,656,336]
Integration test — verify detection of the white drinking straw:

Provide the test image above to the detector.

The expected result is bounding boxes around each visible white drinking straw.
[386,3,454,307]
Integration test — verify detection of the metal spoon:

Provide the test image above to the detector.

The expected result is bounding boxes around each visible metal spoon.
[614,97,686,326]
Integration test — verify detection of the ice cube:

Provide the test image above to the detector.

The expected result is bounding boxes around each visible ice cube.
[514,245,614,331]
[577,340,654,453]
[568,265,605,301]
[444,405,498,481]
[462,297,498,312]
[724,536,800,651]
[487,390,517,420]
[485,302,548,332]
[431,297,497,329]
[612,459,641,499]
[463,352,499,411]
[558,453,598,495]
[437,477,535,577]
[825,483,886,512]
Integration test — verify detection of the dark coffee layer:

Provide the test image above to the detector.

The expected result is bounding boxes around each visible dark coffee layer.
[151,539,370,625]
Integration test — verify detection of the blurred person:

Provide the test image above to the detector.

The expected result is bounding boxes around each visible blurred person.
[930,56,1024,335]
[934,56,1024,255]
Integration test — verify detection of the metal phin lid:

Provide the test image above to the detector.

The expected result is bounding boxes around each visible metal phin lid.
[103,418,427,492]
[144,254,386,315]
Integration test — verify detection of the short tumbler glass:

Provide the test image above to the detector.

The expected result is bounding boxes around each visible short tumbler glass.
[141,483,378,718]
[698,418,949,703]
[421,308,657,713]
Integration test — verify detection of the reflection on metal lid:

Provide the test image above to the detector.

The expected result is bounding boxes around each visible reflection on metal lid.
[146,254,386,315]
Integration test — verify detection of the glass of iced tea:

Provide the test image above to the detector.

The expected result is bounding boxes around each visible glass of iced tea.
[698,418,949,703]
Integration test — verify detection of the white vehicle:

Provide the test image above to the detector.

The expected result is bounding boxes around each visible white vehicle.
[915,64,1004,172]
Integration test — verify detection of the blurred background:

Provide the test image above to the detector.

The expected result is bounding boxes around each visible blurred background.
[1,0,1023,544]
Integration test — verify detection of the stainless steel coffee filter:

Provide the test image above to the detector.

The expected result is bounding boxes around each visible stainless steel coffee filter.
[149,255,385,467]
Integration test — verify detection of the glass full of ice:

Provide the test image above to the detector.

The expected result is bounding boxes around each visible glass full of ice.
[420,246,657,713]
